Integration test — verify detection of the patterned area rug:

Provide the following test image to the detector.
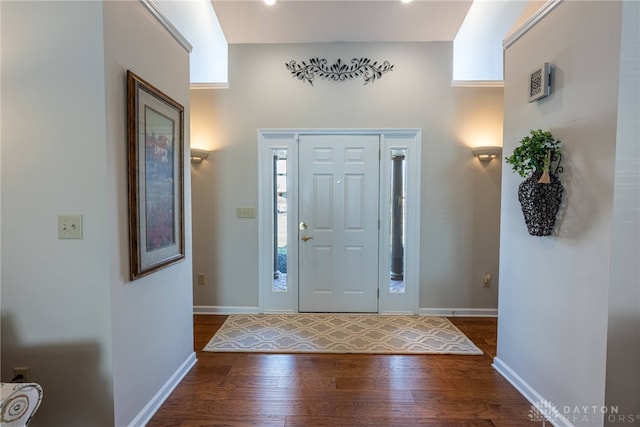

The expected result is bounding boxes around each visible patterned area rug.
[203,314,483,355]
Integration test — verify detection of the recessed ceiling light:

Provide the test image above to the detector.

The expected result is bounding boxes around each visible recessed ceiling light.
[400,0,413,4]
[264,0,276,5]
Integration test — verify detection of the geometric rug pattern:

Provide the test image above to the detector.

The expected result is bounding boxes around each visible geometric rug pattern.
[203,314,483,355]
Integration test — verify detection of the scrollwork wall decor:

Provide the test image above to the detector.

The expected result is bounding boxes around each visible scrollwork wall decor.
[285,58,394,86]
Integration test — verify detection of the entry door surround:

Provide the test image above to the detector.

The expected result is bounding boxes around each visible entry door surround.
[258,129,422,315]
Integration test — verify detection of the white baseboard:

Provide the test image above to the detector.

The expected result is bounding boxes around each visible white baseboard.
[380,310,416,315]
[193,306,497,317]
[492,357,573,427]
[418,308,498,317]
[193,305,260,315]
[262,309,297,314]
[127,351,197,427]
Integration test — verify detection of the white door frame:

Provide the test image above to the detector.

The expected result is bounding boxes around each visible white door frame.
[258,129,422,314]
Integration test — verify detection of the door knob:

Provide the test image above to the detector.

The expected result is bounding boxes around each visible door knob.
[301,235,314,242]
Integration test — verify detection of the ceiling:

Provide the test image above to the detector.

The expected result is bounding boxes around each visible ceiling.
[152,0,535,82]
[210,0,475,44]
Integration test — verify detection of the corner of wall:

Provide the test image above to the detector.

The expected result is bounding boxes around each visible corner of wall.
[498,0,624,418]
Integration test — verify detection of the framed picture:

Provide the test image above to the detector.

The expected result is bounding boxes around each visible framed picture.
[127,70,185,280]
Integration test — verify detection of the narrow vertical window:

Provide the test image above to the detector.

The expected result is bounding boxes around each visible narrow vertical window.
[389,149,406,293]
[273,149,288,292]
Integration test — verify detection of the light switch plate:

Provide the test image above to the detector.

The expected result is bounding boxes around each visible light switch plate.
[58,215,83,239]
[237,207,256,218]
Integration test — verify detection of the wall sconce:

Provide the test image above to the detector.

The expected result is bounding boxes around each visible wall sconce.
[190,148,210,164]
[471,146,502,162]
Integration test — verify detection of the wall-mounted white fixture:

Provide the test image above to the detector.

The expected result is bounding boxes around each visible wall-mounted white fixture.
[471,146,502,162]
[528,62,552,102]
[190,148,210,164]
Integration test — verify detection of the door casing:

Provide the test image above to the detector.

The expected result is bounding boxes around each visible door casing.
[258,129,422,314]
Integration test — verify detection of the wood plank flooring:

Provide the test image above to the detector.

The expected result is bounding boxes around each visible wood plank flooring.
[148,315,539,427]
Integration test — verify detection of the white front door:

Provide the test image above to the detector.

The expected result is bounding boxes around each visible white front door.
[298,134,380,312]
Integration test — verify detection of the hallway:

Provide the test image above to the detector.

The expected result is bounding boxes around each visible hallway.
[149,316,539,426]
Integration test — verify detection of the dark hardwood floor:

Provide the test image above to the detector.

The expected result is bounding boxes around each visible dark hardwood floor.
[148,315,539,427]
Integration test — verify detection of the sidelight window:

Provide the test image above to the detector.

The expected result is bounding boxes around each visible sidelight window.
[272,149,288,292]
[389,149,407,294]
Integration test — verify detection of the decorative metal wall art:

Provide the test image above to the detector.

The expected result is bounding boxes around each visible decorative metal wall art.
[285,57,394,86]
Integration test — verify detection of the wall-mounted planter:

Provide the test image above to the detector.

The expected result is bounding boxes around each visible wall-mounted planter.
[505,129,564,237]
[518,171,563,236]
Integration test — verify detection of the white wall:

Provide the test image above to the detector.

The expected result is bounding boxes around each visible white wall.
[1,2,194,426]
[1,2,114,425]
[497,1,626,424]
[453,0,529,81]
[102,2,194,426]
[190,42,503,314]
[154,0,228,84]
[605,0,640,422]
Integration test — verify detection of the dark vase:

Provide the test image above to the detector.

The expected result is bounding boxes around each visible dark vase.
[518,171,563,236]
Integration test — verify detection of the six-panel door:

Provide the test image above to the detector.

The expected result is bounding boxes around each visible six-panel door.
[298,134,380,312]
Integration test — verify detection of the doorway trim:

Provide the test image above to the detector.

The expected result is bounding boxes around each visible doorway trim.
[258,129,422,314]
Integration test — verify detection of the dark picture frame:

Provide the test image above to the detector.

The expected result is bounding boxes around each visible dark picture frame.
[127,70,185,280]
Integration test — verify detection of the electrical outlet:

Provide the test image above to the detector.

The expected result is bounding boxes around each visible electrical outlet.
[58,215,83,239]
[483,272,492,288]
[237,207,256,218]
[13,367,31,383]
[197,273,206,285]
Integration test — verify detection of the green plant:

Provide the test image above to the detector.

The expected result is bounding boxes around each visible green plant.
[505,129,562,178]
